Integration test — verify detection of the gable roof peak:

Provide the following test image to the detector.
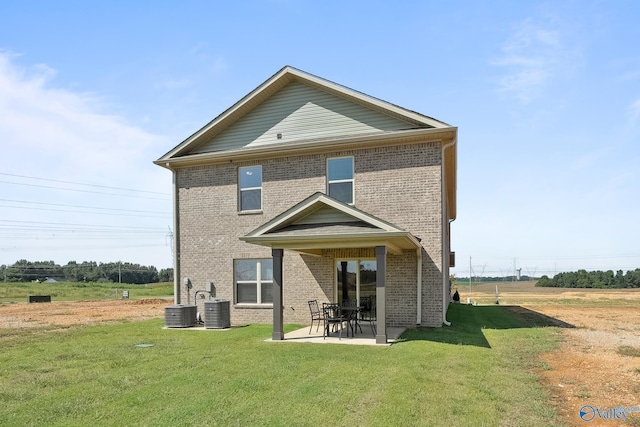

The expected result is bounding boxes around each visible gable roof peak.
[156,65,454,162]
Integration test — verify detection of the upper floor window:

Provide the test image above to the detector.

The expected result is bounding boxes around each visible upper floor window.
[239,165,262,211]
[327,157,354,204]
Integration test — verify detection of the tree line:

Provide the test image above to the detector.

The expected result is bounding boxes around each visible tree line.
[0,260,174,284]
[456,275,537,283]
[536,269,640,288]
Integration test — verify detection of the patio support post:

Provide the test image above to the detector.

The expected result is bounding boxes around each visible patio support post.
[272,248,284,340]
[341,261,348,302]
[375,245,387,344]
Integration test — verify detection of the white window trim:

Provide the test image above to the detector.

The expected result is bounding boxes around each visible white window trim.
[238,165,263,212]
[234,259,273,306]
[327,156,354,205]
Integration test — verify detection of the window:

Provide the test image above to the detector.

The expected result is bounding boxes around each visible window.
[234,259,273,304]
[239,166,262,211]
[327,157,354,204]
[336,260,376,304]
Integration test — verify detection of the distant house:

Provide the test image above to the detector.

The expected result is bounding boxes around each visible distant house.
[155,66,457,344]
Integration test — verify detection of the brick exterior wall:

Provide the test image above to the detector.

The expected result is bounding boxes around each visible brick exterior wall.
[175,141,444,328]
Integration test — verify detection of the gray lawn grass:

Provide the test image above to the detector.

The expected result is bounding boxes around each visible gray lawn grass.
[0,304,565,426]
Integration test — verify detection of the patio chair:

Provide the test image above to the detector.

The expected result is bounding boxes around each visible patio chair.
[322,303,347,340]
[359,296,376,335]
[307,300,325,334]
[341,299,361,335]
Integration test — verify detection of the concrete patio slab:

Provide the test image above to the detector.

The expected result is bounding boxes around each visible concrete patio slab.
[266,323,406,346]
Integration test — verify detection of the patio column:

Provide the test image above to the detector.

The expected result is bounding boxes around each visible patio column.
[375,245,387,344]
[272,248,284,341]
[340,261,348,302]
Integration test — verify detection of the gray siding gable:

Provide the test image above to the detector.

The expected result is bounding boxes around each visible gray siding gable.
[292,205,361,225]
[192,82,419,154]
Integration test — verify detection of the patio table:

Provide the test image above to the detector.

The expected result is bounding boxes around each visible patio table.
[339,306,363,336]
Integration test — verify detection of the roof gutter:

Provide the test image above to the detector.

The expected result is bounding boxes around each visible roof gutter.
[441,136,457,326]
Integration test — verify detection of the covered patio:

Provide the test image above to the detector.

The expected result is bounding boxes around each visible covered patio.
[240,193,422,345]
[267,324,407,346]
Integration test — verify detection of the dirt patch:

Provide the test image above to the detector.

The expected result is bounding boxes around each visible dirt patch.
[529,305,640,426]
[0,298,170,329]
[467,283,640,426]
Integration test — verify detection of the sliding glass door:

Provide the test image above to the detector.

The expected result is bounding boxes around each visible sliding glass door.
[336,260,376,304]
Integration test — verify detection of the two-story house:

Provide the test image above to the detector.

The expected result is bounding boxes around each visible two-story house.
[154,66,457,344]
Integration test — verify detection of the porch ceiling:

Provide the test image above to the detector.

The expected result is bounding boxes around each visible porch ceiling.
[241,231,419,256]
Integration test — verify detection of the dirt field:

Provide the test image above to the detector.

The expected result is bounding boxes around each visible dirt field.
[468,282,640,426]
[2,286,640,426]
[0,298,170,329]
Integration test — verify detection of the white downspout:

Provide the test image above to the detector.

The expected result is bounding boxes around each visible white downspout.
[441,137,456,326]
[170,166,180,305]
[416,247,422,325]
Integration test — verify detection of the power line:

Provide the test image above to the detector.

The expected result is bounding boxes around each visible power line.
[491,254,640,260]
[0,198,169,215]
[0,219,167,230]
[0,204,170,218]
[1,236,163,242]
[0,224,163,231]
[0,243,168,251]
[0,227,163,234]
[0,180,168,200]
[0,172,170,195]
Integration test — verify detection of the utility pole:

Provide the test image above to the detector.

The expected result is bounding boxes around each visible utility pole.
[118,261,121,284]
[469,256,472,298]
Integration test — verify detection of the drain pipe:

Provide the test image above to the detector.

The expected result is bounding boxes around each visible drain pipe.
[441,137,457,327]
[194,290,207,324]
[169,165,181,305]
[416,247,422,325]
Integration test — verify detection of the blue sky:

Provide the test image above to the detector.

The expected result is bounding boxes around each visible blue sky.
[1,1,639,276]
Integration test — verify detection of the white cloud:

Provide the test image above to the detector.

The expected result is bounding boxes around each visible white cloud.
[0,51,169,191]
[492,17,578,103]
[0,52,173,267]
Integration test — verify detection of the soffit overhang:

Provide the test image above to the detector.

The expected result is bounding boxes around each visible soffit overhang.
[154,127,456,167]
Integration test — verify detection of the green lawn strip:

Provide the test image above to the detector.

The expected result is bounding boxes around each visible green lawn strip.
[0,282,173,302]
[0,305,565,426]
[473,295,639,307]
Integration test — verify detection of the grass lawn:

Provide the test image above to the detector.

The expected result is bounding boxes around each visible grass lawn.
[0,304,565,426]
[0,281,173,303]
